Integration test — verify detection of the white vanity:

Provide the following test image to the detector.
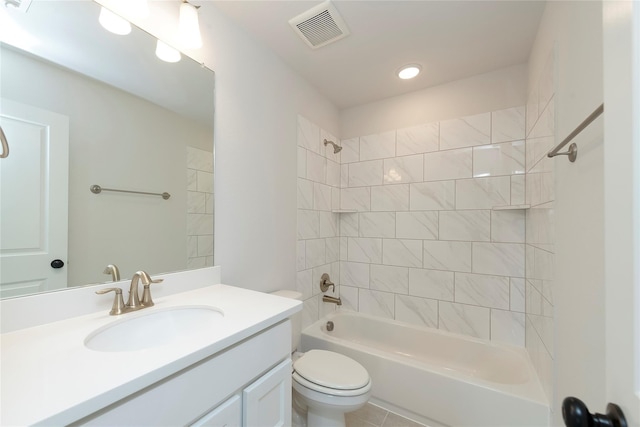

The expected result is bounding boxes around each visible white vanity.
[0,268,301,426]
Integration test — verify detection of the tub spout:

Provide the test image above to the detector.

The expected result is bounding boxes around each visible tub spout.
[322,295,342,306]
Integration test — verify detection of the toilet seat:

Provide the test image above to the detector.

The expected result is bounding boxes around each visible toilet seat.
[292,372,371,397]
[293,350,372,397]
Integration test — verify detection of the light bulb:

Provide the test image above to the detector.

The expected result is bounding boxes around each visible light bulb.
[99,7,131,35]
[398,65,421,80]
[155,40,181,63]
[179,1,202,49]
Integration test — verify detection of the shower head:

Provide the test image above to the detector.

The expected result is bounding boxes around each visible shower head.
[323,139,342,154]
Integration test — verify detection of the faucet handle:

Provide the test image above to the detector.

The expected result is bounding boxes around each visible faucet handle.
[96,287,126,315]
[141,278,164,307]
[320,273,335,293]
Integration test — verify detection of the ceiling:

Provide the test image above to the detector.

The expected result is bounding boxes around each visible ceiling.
[211,1,546,109]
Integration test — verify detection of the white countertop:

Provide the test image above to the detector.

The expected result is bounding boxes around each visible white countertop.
[0,284,301,426]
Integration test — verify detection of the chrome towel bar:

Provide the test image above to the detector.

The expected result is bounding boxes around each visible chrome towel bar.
[547,103,604,163]
[0,125,9,159]
[90,184,170,200]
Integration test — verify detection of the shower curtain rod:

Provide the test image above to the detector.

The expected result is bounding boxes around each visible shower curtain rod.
[547,103,604,163]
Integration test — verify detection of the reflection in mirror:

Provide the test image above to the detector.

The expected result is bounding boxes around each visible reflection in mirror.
[0,1,215,298]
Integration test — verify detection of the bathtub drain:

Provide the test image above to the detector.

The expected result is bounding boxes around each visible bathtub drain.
[326,321,334,331]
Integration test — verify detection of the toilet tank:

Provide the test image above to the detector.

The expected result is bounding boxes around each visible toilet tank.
[270,290,302,352]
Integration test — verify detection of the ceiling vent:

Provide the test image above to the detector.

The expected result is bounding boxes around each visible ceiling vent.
[288,1,350,50]
[3,0,33,13]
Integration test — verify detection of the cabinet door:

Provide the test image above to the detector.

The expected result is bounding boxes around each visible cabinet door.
[243,359,291,427]
[191,394,241,427]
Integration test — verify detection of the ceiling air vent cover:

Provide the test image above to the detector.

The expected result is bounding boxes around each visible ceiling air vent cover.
[289,1,350,49]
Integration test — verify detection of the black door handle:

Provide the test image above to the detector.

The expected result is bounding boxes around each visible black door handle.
[563,397,627,427]
[50,259,65,269]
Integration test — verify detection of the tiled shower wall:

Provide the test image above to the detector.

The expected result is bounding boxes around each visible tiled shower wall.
[187,146,214,268]
[297,116,343,328]
[524,49,556,400]
[297,108,530,346]
[337,108,527,346]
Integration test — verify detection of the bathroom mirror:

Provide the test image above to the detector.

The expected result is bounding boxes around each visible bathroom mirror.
[0,1,215,298]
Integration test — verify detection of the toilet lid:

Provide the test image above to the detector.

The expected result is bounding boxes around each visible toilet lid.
[293,349,370,390]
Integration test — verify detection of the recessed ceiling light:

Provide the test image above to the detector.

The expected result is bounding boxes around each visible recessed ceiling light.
[398,64,421,80]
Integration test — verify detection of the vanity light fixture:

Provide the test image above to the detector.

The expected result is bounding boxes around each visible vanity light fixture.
[98,7,131,35]
[179,0,202,49]
[155,40,181,63]
[129,0,149,19]
[397,64,421,80]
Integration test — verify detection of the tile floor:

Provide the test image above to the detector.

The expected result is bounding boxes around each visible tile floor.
[345,403,425,427]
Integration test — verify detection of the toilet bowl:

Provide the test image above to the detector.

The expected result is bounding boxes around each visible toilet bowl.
[293,349,372,427]
[270,291,372,427]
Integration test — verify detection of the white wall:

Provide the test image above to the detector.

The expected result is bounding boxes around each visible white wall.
[526,1,604,423]
[340,64,527,138]
[204,5,340,292]
[99,1,341,292]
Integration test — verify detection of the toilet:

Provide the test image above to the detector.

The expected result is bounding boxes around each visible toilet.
[271,290,372,427]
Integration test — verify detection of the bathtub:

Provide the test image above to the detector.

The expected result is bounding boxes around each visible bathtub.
[301,311,549,427]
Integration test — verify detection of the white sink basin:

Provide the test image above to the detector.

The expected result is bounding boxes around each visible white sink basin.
[85,306,224,352]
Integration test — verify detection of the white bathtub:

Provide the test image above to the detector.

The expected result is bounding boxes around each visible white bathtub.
[301,311,549,427]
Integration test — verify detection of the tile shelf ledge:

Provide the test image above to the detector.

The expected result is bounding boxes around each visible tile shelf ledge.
[492,204,531,211]
[331,209,358,213]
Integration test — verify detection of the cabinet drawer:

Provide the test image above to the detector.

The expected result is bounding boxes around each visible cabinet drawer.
[191,394,241,427]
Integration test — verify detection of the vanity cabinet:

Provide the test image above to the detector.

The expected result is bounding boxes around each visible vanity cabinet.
[242,358,291,426]
[72,321,291,427]
[191,394,242,427]
[191,359,291,427]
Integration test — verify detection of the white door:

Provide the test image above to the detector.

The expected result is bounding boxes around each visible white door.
[0,98,69,297]
[603,1,640,426]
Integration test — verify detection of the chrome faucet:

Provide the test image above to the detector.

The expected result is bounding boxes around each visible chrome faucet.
[103,264,121,282]
[96,270,163,315]
[322,295,342,306]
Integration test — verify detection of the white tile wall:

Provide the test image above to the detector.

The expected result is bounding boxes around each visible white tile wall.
[187,147,214,268]
[525,47,556,401]
[296,115,344,330]
[349,160,383,187]
[423,148,473,181]
[409,181,456,211]
[360,131,396,161]
[359,212,396,238]
[371,184,409,211]
[396,122,439,156]
[297,107,528,345]
[383,155,423,184]
[491,106,526,144]
[472,141,525,177]
[440,112,491,150]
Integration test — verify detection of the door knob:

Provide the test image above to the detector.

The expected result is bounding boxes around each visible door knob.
[562,397,627,427]
[50,259,65,269]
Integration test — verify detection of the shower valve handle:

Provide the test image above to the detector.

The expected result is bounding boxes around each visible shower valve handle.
[320,273,335,292]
